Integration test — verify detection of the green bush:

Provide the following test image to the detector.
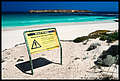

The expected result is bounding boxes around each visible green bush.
[73,30,118,43]
[88,34,100,39]
[73,36,89,43]
[99,35,108,41]
[99,31,118,43]
[88,30,111,39]
[107,31,118,43]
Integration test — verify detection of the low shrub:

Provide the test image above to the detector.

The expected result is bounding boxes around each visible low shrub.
[73,30,118,43]
[88,34,100,39]
[88,30,111,39]
[106,31,118,43]
[73,36,89,43]
[99,35,108,41]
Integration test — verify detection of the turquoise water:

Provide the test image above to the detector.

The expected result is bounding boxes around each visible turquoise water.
[2,13,118,28]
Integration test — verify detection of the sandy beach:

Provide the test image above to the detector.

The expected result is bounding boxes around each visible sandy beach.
[2,20,118,51]
[2,20,119,79]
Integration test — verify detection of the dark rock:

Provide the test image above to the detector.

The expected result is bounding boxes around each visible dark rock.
[94,45,118,67]
[87,43,101,51]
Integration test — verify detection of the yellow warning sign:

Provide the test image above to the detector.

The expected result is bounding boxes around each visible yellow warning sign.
[24,28,60,54]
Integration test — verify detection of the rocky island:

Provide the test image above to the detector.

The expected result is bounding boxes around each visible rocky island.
[29,9,92,13]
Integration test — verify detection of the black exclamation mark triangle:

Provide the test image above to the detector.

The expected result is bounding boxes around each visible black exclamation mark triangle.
[31,39,41,49]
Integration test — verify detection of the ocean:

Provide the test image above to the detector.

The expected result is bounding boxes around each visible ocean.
[2,12,118,28]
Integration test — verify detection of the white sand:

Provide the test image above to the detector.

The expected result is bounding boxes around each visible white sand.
[2,20,118,51]
[2,20,119,79]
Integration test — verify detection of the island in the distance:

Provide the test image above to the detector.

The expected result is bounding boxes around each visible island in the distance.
[29,9,92,13]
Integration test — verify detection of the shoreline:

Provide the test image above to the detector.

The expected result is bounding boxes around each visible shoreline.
[2,20,118,51]
[2,20,117,31]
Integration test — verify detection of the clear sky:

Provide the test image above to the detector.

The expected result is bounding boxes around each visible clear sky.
[2,1,118,12]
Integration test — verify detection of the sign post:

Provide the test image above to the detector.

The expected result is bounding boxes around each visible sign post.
[23,28,62,75]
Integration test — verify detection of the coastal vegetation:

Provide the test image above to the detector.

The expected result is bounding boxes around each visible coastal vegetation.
[88,30,111,39]
[73,36,89,43]
[73,30,118,43]
[104,31,118,43]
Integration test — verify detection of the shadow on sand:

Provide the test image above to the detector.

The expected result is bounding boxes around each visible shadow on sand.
[15,57,57,75]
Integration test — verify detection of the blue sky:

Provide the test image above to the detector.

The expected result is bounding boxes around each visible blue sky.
[2,1,118,12]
